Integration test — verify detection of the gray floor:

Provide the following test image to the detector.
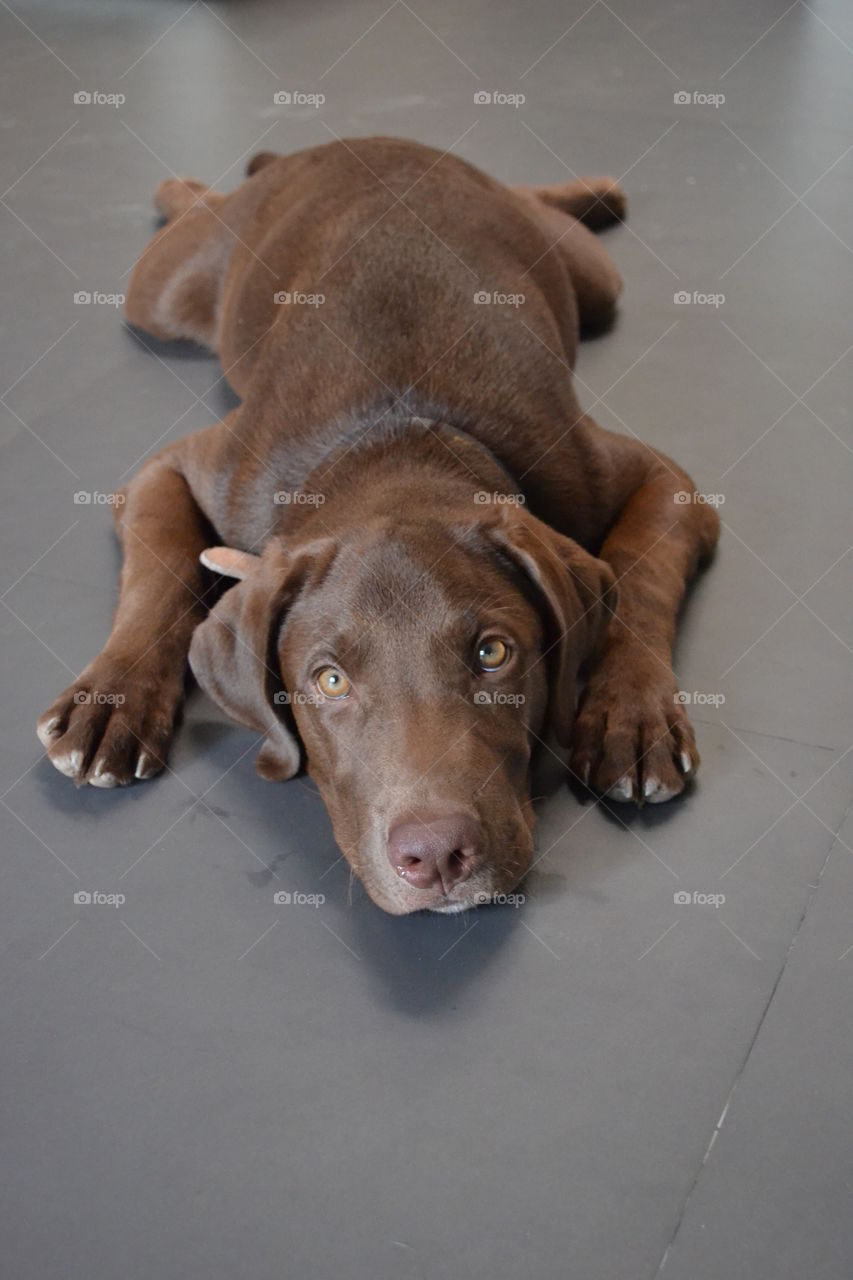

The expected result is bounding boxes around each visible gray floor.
[2,1,851,1277]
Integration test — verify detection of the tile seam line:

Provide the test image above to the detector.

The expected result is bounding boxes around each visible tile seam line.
[651,791,853,1279]
[688,715,838,753]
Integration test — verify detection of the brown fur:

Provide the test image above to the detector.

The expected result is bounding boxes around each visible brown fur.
[37,137,718,915]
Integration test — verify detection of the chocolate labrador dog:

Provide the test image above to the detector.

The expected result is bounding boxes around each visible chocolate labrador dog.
[36,136,718,915]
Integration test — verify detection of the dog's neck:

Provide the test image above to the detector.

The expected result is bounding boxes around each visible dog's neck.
[278,414,524,535]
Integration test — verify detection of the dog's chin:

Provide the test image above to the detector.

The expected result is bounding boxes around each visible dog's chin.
[364,876,527,917]
[356,873,485,916]
[362,884,479,916]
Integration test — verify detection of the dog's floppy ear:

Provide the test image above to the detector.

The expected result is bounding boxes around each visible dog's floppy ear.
[490,506,618,747]
[199,545,260,580]
[189,538,336,781]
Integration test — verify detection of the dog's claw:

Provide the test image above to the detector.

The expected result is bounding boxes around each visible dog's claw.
[36,715,62,747]
[52,749,83,779]
[89,764,120,789]
[648,785,678,804]
[607,776,634,802]
[644,777,679,804]
[134,753,160,780]
[570,666,701,807]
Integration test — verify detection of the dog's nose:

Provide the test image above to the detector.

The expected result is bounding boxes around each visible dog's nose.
[387,814,481,893]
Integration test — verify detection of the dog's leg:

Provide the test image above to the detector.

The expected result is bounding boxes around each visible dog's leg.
[153,177,219,221]
[125,183,230,351]
[36,430,227,786]
[245,150,278,176]
[515,176,626,230]
[513,186,624,333]
[566,422,720,804]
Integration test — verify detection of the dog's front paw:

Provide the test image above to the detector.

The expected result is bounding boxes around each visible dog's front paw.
[570,658,699,805]
[36,652,184,787]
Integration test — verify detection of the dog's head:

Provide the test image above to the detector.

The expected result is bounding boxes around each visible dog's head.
[189,506,616,914]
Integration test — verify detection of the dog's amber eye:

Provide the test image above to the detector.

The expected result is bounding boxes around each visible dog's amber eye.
[477,638,509,671]
[316,667,351,699]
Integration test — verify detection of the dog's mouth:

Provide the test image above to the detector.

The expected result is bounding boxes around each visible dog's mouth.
[375,885,489,916]
[382,871,529,916]
[354,862,531,916]
[407,887,483,915]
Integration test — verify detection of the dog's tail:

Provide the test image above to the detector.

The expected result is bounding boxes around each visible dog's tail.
[246,151,279,177]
